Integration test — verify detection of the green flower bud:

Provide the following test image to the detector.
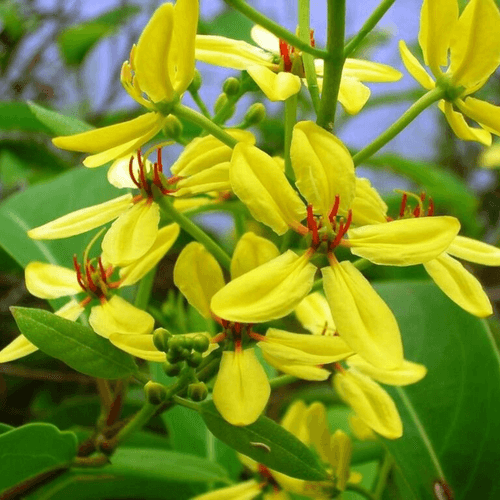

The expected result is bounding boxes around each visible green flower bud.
[223,77,240,96]
[188,69,202,93]
[214,93,229,114]
[153,328,172,352]
[179,347,192,360]
[145,381,167,405]
[162,115,183,140]
[244,103,266,126]
[167,349,182,363]
[163,361,182,377]
[187,351,203,368]
[187,382,208,402]
[193,334,210,353]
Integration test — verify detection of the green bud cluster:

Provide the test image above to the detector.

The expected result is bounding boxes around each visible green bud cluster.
[187,381,208,402]
[144,381,167,405]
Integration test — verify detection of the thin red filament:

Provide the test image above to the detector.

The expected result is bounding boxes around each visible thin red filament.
[128,155,141,190]
[306,205,319,246]
[399,193,408,218]
[279,39,292,72]
[329,195,341,223]
[73,255,87,292]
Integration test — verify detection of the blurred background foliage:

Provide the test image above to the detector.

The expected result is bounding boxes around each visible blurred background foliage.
[1,1,500,499]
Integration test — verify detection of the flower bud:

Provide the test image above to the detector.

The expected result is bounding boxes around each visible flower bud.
[163,361,182,377]
[192,334,210,353]
[167,349,182,363]
[244,103,266,126]
[223,77,240,96]
[188,69,202,93]
[162,115,183,140]
[145,381,167,405]
[153,328,172,352]
[188,381,208,402]
[214,93,229,114]
[187,351,203,367]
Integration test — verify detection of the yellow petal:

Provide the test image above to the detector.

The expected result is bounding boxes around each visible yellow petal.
[246,65,301,101]
[440,100,492,146]
[173,241,225,318]
[107,155,153,189]
[134,3,175,103]
[261,351,331,381]
[237,453,259,473]
[322,261,403,369]
[173,196,219,213]
[250,25,279,54]
[263,328,353,361]
[418,0,458,73]
[333,369,403,439]
[348,413,376,441]
[211,251,316,323]
[424,253,492,317]
[89,295,154,338]
[305,402,333,464]
[449,0,500,89]
[119,223,180,287]
[280,400,309,442]
[351,177,388,226]
[102,199,160,267]
[171,129,255,177]
[25,262,81,299]
[337,77,371,115]
[295,292,336,335]
[479,142,500,169]
[330,430,352,490]
[54,299,86,321]
[455,97,500,137]
[108,333,166,361]
[398,40,435,90]
[342,58,402,82]
[170,0,198,95]
[0,335,38,363]
[347,216,461,266]
[195,35,274,70]
[28,194,133,240]
[175,163,230,196]
[191,479,261,500]
[53,113,162,155]
[448,235,500,265]
[347,354,427,386]
[291,121,355,220]
[213,349,270,426]
[82,116,164,168]
[230,143,307,235]
[230,232,280,280]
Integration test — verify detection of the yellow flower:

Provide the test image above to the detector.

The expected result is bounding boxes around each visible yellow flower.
[399,0,500,145]
[1,225,179,363]
[196,25,401,110]
[479,141,500,168]
[52,0,199,167]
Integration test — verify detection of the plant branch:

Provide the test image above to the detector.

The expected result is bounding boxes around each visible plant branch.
[284,93,298,179]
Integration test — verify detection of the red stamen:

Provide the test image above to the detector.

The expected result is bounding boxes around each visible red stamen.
[399,193,408,218]
[73,255,87,292]
[210,332,227,344]
[79,296,92,307]
[309,29,315,47]
[420,192,426,202]
[167,175,182,185]
[235,339,242,353]
[234,322,242,335]
[157,148,163,173]
[427,198,434,216]
[220,318,229,329]
[137,150,148,191]
[85,262,97,293]
[248,331,266,342]
[331,220,345,249]
[153,162,161,187]
[128,155,141,190]
[306,205,319,246]
[342,210,352,236]
[107,280,121,289]
[413,205,421,217]
[98,257,107,283]
[333,362,345,373]
[105,266,113,279]
[329,195,341,223]
[279,39,292,72]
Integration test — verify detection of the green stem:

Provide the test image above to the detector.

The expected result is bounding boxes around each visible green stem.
[351,441,384,465]
[345,483,378,500]
[172,103,238,148]
[110,402,158,447]
[133,370,151,384]
[269,374,298,390]
[352,257,371,271]
[374,453,394,500]
[134,267,156,310]
[317,0,346,131]
[284,94,298,179]
[189,90,212,119]
[353,87,446,166]
[344,0,397,57]
[223,0,327,60]
[298,0,320,115]
[157,196,231,270]
[312,277,323,293]
[173,395,201,411]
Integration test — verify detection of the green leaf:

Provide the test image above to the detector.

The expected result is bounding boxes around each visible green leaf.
[0,424,13,435]
[200,400,328,481]
[366,154,479,230]
[58,6,140,65]
[373,281,500,500]
[26,101,92,136]
[0,423,77,495]
[0,166,122,271]
[11,307,137,379]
